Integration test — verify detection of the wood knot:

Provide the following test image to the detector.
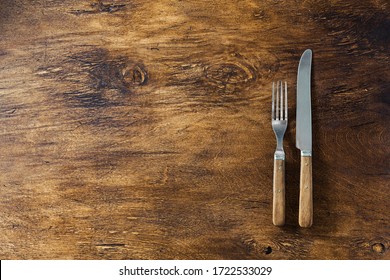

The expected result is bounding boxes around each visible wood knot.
[167,50,277,103]
[205,61,256,93]
[371,242,386,254]
[90,59,148,94]
[122,64,148,86]
[39,48,150,109]
[263,246,272,255]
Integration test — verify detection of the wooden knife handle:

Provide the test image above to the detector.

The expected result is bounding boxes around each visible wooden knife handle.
[299,156,313,227]
[273,159,285,226]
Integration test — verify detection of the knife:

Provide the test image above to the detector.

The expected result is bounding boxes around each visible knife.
[296,49,313,228]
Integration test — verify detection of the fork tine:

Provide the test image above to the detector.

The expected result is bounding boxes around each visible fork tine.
[272,81,275,120]
[272,81,288,121]
[280,81,284,120]
[284,81,288,120]
[276,81,279,120]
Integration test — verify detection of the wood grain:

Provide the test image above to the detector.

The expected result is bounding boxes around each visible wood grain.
[0,0,389,259]
[299,156,313,228]
[273,159,285,226]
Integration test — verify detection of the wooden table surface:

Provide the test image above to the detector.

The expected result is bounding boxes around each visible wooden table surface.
[0,0,389,260]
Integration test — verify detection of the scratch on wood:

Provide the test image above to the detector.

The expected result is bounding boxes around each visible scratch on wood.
[95,243,126,247]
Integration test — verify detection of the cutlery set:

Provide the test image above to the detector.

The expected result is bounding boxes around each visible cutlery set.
[271,49,313,228]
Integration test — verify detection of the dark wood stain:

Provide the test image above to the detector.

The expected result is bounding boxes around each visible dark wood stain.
[69,0,127,16]
[0,0,389,260]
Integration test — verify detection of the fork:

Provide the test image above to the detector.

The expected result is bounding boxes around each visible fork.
[271,81,288,226]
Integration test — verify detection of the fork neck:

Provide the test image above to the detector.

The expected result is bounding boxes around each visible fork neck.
[274,150,285,160]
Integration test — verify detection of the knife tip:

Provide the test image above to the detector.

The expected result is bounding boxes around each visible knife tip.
[304,49,312,56]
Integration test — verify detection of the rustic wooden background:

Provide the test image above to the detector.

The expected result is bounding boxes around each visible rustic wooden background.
[0,0,388,260]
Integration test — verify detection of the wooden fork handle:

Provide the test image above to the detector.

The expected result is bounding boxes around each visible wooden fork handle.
[273,159,285,226]
[299,155,313,227]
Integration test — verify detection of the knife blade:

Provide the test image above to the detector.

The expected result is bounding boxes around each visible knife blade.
[296,49,313,228]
